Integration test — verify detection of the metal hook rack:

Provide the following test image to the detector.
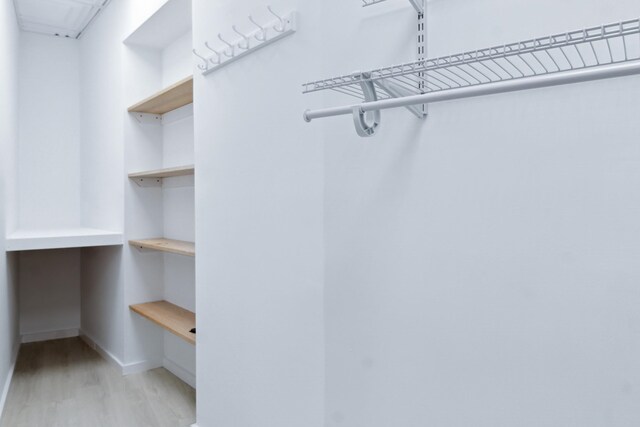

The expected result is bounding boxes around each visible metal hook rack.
[303,4,640,137]
[193,6,297,76]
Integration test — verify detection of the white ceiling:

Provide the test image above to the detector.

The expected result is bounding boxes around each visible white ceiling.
[13,0,112,39]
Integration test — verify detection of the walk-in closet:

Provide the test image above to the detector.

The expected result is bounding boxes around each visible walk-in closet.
[2,0,640,426]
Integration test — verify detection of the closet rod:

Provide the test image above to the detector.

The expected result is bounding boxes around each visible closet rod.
[303,60,640,122]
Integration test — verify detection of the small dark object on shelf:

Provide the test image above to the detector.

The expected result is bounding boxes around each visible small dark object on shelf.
[190,328,196,334]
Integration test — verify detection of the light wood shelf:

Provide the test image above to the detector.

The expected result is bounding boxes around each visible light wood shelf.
[128,76,193,115]
[129,165,194,180]
[130,301,195,345]
[129,238,195,257]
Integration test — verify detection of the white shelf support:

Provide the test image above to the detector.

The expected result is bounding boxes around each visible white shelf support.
[408,0,424,14]
[416,0,427,117]
[132,112,162,124]
[363,0,424,14]
[132,178,162,187]
[375,80,426,119]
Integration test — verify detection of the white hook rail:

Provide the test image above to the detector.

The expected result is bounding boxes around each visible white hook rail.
[303,18,640,137]
[193,6,297,76]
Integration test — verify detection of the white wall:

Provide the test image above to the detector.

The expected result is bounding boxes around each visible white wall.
[78,0,170,370]
[18,33,82,230]
[193,0,640,426]
[322,1,640,427]
[15,33,84,344]
[162,31,193,87]
[161,32,196,384]
[193,0,325,426]
[78,0,130,368]
[81,246,124,362]
[0,0,20,416]
[19,250,80,338]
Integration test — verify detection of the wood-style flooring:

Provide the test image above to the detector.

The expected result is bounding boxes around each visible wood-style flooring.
[0,338,195,427]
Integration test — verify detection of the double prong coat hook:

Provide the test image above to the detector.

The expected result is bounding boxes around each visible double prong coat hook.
[248,15,267,41]
[232,26,251,50]
[204,42,221,65]
[267,5,286,32]
[192,49,208,71]
[217,33,236,57]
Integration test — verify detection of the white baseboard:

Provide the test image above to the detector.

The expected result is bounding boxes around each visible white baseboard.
[0,340,20,420]
[79,331,125,374]
[122,359,163,376]
[163,357,196,389]
[79,331,163,376]
[79,332,193,389]
[21,328,79,344]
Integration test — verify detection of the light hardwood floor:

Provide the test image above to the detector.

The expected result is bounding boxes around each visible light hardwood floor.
[0,338,196,427]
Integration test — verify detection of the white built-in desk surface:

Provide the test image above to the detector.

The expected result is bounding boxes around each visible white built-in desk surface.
[6,228,123,252]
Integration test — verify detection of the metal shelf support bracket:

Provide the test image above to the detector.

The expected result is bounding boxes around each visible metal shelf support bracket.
[408,0,424,14]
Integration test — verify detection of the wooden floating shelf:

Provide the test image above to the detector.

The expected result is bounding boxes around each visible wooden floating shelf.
[129,165,194,180]
[130,301,195,345]
[128,76,193,115]
[129,238,195,257]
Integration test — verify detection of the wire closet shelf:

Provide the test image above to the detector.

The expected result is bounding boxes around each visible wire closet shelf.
[302,18,640,135]
[362,0,424,13]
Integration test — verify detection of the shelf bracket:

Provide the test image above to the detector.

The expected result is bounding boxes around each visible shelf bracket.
[132,178,162,187]
[375,80,426,119]
[352,73,381,137]
[131,245,155,254]
[408,0,424,14]
[363,0,423,13]
[131,113,163,125]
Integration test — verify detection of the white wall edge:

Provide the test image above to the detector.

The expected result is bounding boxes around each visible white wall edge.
[79,331,125,374]
[80,332,164,377]
[163,356,196,389]
[21,328,79,344]
[122,359,163,376]
[0,341,20,420]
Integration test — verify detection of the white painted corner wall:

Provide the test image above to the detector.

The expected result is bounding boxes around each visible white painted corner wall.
[194,1,640,427]
[193,0,325,426]
[14,32,84,346]
[0,0,21,419]
[18,32,82,230]
[322,1,640,427]
[19,249,81,338]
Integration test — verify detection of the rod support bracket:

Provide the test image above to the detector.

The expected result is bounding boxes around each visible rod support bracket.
[352,73,381,137]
